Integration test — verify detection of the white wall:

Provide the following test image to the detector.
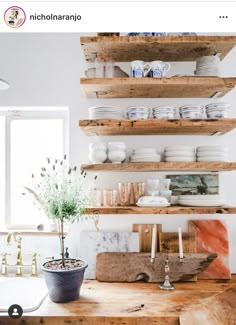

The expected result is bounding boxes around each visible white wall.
[0,33,236,272]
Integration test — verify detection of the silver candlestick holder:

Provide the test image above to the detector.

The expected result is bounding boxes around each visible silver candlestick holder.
[159,255,175,290]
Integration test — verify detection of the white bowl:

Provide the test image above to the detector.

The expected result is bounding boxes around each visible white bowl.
[197,145,228,152]
[108,142,126,151]
[108,150,126,163]
[89,150,107,163]
[165,145,195,152]
[165,156,196,162]
[165,151,196,157]
[206,111,228,118]
[180,111,203,119]
[89,143,107,151]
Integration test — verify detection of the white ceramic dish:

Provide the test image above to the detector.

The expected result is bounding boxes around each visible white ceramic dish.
[197,151,227,157]
[165,151,195,157]
[178,195,223,200]
[178,201,224,207]
[137,202,170,207]
[197,145,228,152]
[165,157,196,162]
[197,157,228,162]
[134,147,159,154]
[165,146,195,152]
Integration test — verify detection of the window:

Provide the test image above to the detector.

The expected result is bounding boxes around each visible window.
[0,108,68,229]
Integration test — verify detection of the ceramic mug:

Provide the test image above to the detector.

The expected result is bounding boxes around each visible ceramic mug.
[149,61,171,78]
[130,60,150,78]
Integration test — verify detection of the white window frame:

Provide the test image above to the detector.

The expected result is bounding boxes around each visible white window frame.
[0,107,68,229]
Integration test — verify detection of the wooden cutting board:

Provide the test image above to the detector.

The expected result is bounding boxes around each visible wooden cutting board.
[159,232,196,254]
[133,224,162,252]
[96,252,217,283]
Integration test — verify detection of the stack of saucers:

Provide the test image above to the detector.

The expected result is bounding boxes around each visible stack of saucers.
[178,195,225,207]
[164,146,196,162]
[130,147,161,162]
[126,106,150,120]
[205,102,230,118]
[179,105,204,119]
[88,106,124,119]
[196,145,229,162]
[194,56,220,76]
[152,106,176,119]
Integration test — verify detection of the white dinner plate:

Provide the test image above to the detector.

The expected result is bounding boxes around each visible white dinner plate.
[165,157,196,162]
[164,146,195,152]
[197,145,228,152]
[197,157,229,162]
[165,151,195,157]
[178,201,225,207]
[197,152,228,157]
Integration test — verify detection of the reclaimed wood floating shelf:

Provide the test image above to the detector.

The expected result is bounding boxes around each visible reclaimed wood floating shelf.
[81,162,236,172]
[80,77,236,98]
[85,205,236,215]
[80,35,236,62]
[79,118,236,136]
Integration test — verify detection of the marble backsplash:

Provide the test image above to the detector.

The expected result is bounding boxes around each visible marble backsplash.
[79,231,139,279]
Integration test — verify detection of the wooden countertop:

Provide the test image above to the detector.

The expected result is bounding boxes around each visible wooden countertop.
[1,276,236,325]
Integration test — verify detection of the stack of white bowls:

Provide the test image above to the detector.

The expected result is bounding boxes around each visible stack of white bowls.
[178,194,225,207]
[164,146,196,162]
[107,142,126,163]
[205,102,230,118]
[126,106,150,120]
[179,105,204,119]
[196,145,229,162]
[89,143,107,163]
[152,106,176,119]
[194,56,220,76]
[130,147,161,162]
[88,105,124,119]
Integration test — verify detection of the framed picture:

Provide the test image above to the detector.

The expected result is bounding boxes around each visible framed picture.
[166,174,219,196]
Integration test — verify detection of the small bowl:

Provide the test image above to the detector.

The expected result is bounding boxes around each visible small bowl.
[108,150,126,163]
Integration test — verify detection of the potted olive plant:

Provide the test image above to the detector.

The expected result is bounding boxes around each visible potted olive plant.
[24,155,96,303]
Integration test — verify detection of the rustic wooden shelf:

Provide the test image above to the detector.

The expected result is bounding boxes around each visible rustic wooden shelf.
[80,77,236,98]
[81,162,236,172]
[85,205,236,215]
[80,35,236,62]
[79,118,236,136]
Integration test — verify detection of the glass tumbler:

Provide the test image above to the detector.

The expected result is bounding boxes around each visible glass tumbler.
[132,182,145,204]
[118,183,132,206]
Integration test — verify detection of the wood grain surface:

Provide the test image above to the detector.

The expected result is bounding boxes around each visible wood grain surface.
[96,252,217,282]
[0,276,236,325]
[133,224,162,252]
[79,118,236,136]
[80,77,236,98]
[80,35,236,62]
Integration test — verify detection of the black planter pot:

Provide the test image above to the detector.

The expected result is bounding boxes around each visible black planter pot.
[41,259,88,303]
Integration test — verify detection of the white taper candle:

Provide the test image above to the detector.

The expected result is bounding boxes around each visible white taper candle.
[178,227,184,258]
[151,224,157,260]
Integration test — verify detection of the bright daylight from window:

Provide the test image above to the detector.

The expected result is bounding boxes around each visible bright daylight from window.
[7,118,64,227]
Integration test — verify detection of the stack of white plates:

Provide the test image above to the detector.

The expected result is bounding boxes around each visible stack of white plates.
[205,102,230,118]
[196,145,229,162]
[194,56,220,76]
[164,145,196,162]
[127,106,150,120]
[178,194,225,206]
[179,105,204,119]
[152,106,176,119]
[88,106,124,120]
[130,147,161,162]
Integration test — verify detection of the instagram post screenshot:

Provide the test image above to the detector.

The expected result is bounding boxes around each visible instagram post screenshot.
[0,1,236,324]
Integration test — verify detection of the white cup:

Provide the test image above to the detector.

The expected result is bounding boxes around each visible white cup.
[130,60,150,78]
[149,61,171,78]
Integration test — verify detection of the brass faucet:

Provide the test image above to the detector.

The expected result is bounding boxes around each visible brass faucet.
[0,252,10,276]
[7,232,23,276]
[5,232,39,277]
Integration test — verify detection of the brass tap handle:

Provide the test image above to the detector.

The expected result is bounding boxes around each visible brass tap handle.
[29,253,40,277]
[1,252,11,276]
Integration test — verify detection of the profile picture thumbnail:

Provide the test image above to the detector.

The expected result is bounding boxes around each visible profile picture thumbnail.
[4,6,26,28]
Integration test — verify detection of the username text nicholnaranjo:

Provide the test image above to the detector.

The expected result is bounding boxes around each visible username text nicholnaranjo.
[30,13,82,22]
